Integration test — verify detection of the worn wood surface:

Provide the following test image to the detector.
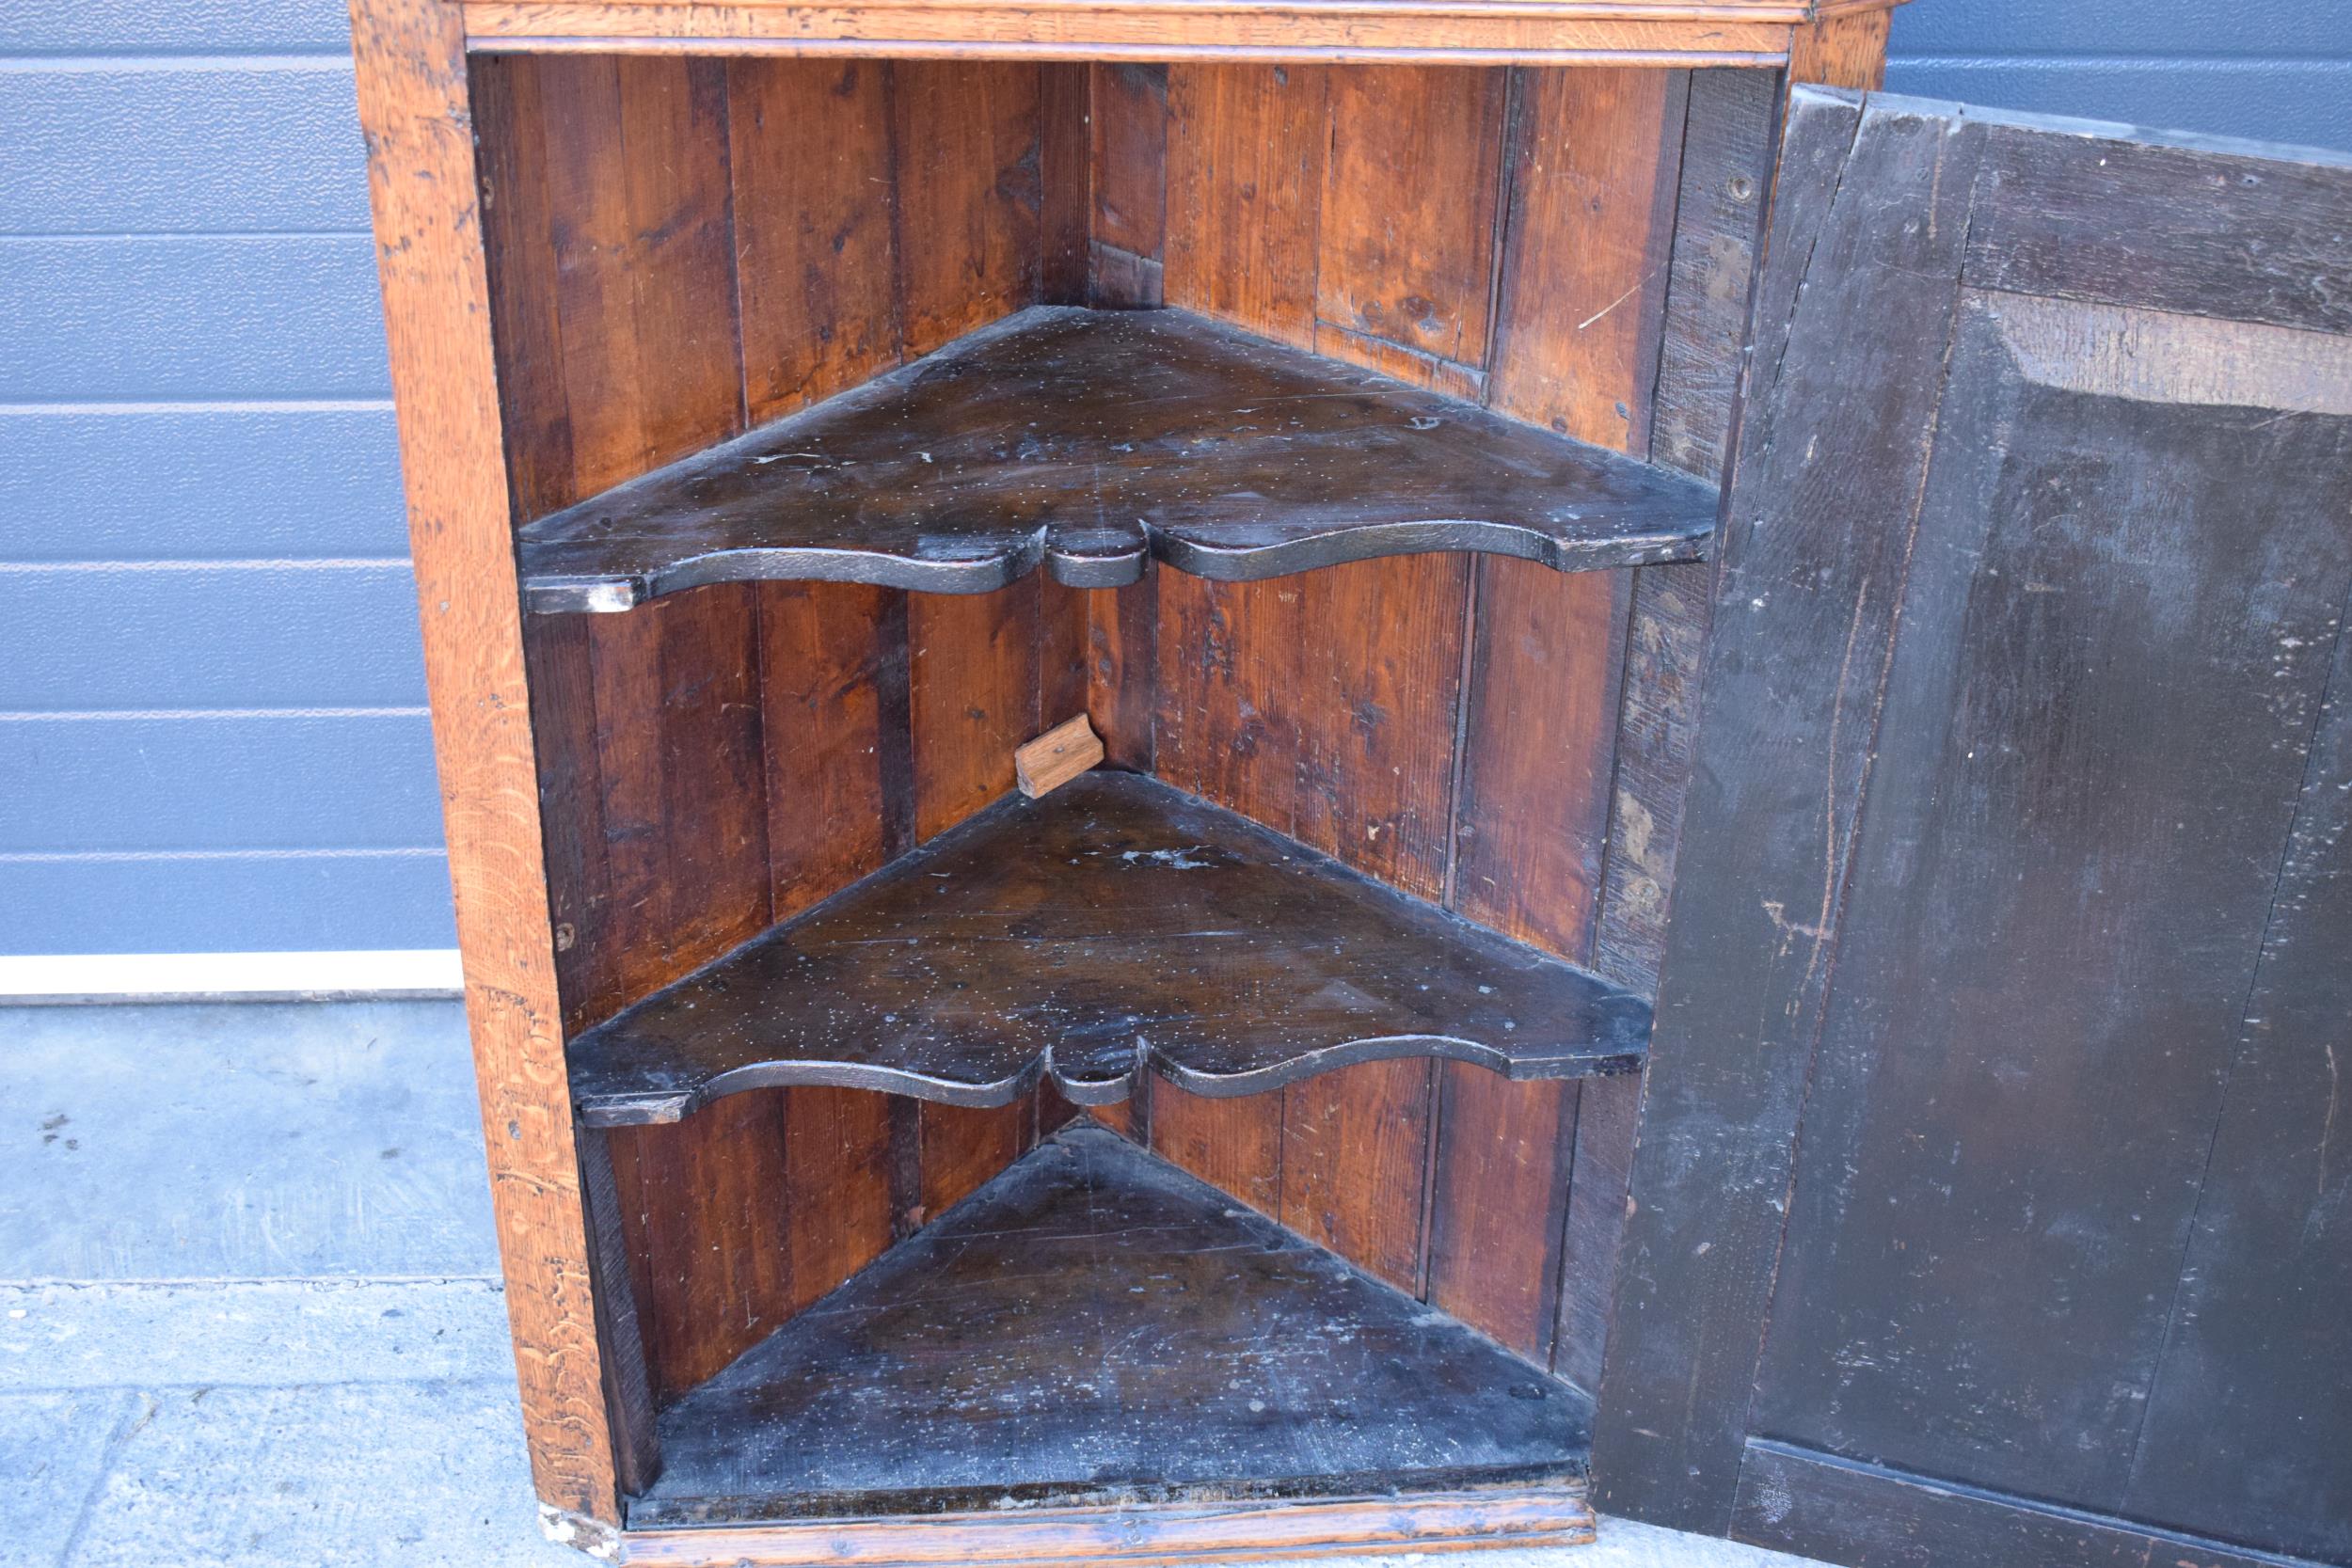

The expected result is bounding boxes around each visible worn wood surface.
[1601,89,2352,1568]
[570,771,1649,1126]
[632,1125,1592,1526]
[349,0,619,1520]
[516,306,1714,610]
[617,1485,1595,1567]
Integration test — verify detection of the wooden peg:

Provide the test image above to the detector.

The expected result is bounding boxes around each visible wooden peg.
[1015,714,1105,799]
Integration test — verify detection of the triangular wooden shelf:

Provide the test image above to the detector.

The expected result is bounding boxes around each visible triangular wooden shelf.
[516,307,1716,613]
[566,770,1650,1127]
[629,1123,1593,1527]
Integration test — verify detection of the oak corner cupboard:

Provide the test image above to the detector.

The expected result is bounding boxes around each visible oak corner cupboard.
[348,0,2352,1560]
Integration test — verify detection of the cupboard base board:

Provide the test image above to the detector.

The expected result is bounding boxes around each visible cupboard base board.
[610,1485,1597,1567]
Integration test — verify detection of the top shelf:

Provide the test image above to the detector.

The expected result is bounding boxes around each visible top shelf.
[516,307,1717,613]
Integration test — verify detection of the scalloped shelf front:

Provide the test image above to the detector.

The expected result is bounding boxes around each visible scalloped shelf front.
[516,306,1716,613]
[566,770,1651,1127]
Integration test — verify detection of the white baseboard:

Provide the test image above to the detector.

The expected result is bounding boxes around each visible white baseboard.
[0,949,465,1006]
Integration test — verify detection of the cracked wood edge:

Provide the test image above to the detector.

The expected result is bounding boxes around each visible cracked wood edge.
[349,0,621,1522]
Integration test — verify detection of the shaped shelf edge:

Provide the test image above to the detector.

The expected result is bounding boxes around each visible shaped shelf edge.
[517,307,1717,615]
[567,770,1653,1128]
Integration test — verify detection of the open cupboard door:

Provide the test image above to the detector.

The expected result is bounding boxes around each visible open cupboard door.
[1597,88,2352,1568]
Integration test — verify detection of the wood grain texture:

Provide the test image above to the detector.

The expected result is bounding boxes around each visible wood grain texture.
[1785,6,1888,87]
[1165,65,1328,350]
[728,59,899,424]
[349,0,617,1518]
[1315,67,1505,374]
[1089,62,1168,307]
[614,1484,1597,1568]
[1595,89,1979,1535]
[894,60,1042,355]
[1746,285,2352,1519]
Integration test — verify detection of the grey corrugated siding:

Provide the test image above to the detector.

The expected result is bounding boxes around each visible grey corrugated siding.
[2,0,2344,955]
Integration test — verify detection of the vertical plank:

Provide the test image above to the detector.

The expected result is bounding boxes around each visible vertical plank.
[606,1092,794,1404]
[1089,62,1168,308]
[1039,63,1091,306]
[1423,1072,1577,1357]
[1164,63,1327,349]
[893,60,1041,356]
[1594,91,1979,1534]
[782,1085,896,1313]
[910,580,1040,842]
[585,587,771,1019]
[1087,580,1157,772]
[1148,571,1294,1205]
[1150,1077,1282,1215]
[2125,580,2352,1564]
[1428,65,1688,1371]
[1314,66,1505,375]
[1487,67,1687,450]
[1565,68,1778,1393]
[352,0,617,1517]
[1280,1059,1438,1293]
[728,59,901,424]
[1037,575,1090,734]
[757,581,902,920]
[575,1127,660,1494]
[920,1098,1035,1220]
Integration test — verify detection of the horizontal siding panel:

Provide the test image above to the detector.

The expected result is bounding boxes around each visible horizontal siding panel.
[0,407,405,562]
[0,0,354,55]
[0,235,387,400]
[0,63,368,234]
[0,564,425,710]
[0,713,443,852]
[1884,58,2352,151]
[1889,0,2352,59]
[0,854,456,954]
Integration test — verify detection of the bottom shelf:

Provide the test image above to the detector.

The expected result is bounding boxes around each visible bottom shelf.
[630,1123,1592,1529]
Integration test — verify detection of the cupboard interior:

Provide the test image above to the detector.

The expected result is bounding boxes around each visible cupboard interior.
[477,54,1773,1520]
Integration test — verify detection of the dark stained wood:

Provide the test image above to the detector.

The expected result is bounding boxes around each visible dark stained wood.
[1963,116,2352,336]
[1732,1444,2158,1568]
[1089,63,1168,308]
[891,60,1042,356]
[1745,286,2352,1514]
[576,1126,661,1493]
[631,1126,1593,1527]
[728,59,900,425]
[919,1098,1036,1221]
[1423,1071,1576,1359]
[779,1085,895,1314]
[1554,68,1777,1393]
[1146,1073,1282,1214]
[1606,89,2352,1568]
[568,771,1651,1126]
[2126,590,2352,1563]
[756,581,900,918]
[515,307,1715,610]
[1595,88,1984,1535]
